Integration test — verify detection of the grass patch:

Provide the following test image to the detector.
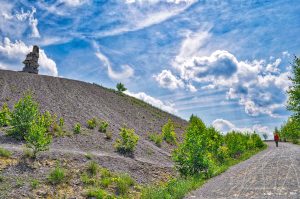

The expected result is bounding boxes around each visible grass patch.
[47,165,66,185]
[141,145,267,199]
[31,179,40,189]
[0,147,11,158]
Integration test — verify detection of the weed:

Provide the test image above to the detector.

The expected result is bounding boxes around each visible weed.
[148,132,162,147]
[87,118,97,129]
[99,121,109,133]
[0,147,11,158]
[74,123,81,134]
[31,179,40,189]
[48,165,66,185]
[87,161,98,176]
[116,173,134,196]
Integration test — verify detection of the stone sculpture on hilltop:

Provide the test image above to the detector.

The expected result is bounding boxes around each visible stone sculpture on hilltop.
[22,45,39,74]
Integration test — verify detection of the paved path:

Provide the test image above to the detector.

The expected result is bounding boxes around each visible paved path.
[186,142,300,199]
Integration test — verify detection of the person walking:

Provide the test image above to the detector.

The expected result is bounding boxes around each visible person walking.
[274,132,280,147]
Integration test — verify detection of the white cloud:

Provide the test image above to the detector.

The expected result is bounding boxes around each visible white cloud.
[94,43,134,80]
[0,37,58,76]
[212,118,272,138]
[125,91,177,114]
[59,0,89,7]
[154,69,184,90]
[95,1,196,37]
[125,0,195,5]
[14,7,40,38]
[158,45,292,117]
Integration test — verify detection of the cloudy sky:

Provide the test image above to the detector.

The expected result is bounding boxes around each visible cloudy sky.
[1,0,299,137]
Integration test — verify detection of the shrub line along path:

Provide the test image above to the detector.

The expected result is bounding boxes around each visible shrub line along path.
[185,142,300,199]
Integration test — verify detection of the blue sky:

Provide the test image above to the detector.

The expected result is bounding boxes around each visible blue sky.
[0,0,299,137]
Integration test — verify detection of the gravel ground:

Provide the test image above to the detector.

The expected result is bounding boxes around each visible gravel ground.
[185,142,300,199]
[0,69,187,184]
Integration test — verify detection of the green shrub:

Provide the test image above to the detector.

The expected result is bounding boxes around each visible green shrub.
[172,116,216,177]
[100,177,112,188]
[0,103,11,127]
[216,145,229,164]
[99,121,109,133]
[116,83,127,92]
[100,168,112,178]
[31,179,40,189]
[162,119,177,145]
[87,118,97,129]
[148,132,162,147]
[59,117,64,127]
[9,94,39,139]
[105,131,112,140]
[224,131,247,158]
[114,127,139,154]
[81,172,96,185]
[0,147,12,157]
[47,165,66,185]
[116,173,134,196]
[25,119,52,159]
[86,188,109,199]
[87,161,98,176]
[250,133,265,148]
[74,123,81,134]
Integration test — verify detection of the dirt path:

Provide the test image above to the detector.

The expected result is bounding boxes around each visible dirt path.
[186,142,300,199]
[0,143,173,168]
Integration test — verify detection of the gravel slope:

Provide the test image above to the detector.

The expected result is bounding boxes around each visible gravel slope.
[0,69,187,183]
[185,142,300,199]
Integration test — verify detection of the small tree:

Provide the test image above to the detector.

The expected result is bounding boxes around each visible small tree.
[262,133,268,141]
[114,127,139,155]
[162,119,177,145]
[116,83,127,92]
[10,94,39,139]
[0,103,11,127]
[25,121,52,159]
[287,56,300,120]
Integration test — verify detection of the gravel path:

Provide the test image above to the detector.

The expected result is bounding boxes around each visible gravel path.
[186,142,300,199]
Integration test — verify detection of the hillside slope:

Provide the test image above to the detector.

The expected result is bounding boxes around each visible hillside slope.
[0,69,187,183]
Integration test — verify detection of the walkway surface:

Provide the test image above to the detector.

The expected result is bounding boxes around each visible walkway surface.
[185,142,300,199]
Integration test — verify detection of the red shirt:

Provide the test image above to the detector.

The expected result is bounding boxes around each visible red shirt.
[274,134,279,141]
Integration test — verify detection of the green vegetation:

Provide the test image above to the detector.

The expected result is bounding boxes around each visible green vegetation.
[116,173,135,196]
[162,119,177,145]
[279,118,300,144]
[87,161,99,176]
[85,153,93,160]
[0,147,12,158]
[143,140,266,199]
[116,82,127,92]
[47,164,66,185]
[280,56,300,144]
[59,117,64,127]
[148,132,163,147]
[25,121,52,159]
[87,118,97,129]
[86,188,109,199]
[9,93,39,139]
[0,103,11,127]
[99,120,109,133]
[173,115,266,178]
[114,127,139,155]
[80,161,137,198]
[74,123,81,134]
[31,179,40,189]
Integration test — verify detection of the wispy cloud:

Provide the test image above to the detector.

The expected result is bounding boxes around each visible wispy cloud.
[94,42,134,80]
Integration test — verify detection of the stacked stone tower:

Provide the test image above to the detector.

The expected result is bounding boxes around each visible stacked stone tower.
[22,45,39,74]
